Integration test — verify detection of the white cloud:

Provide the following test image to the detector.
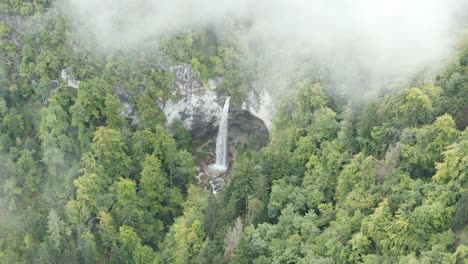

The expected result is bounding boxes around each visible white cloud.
[60,0,468,94]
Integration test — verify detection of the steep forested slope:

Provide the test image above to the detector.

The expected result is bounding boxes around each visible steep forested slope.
[0,1,467,264]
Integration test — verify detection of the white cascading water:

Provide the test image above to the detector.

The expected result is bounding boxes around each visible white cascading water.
[212,97,230,172]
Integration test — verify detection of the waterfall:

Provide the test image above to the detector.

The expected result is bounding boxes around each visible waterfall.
[212,97,230,171]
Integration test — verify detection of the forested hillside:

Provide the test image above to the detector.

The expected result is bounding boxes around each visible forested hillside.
[0,1,467,263]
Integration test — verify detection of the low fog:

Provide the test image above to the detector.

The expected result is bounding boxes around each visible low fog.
[59,0,468,96]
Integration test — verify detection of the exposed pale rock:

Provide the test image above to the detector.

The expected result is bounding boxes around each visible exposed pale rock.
[61,69,80,89]
[241,89,274,132]
[163,63,274,138]
[163,64,222,139]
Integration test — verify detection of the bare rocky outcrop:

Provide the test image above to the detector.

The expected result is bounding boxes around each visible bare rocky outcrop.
[163,63,274,139]
[61,69,80,89]
[241,89,274,132]
[163,63,222,139]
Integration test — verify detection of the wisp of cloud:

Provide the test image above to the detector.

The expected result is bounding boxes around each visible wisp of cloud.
[60,0,468,95]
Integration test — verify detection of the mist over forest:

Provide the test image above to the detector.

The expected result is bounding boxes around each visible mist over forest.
[0,0,467,263]
[62,0,467,95]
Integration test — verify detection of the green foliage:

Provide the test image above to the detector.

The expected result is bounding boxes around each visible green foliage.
[47,209,64,251]
[433,130,468,187]
[400,114,459,177]
[398,87,435,126]
[162,185,209,263]
[171,119,191,151]
[140,154,166,216]
[436,41,468,128]
[0,6,467,263]
[104,92,125,129]
[0,8,203,263]
[224,69,467,263]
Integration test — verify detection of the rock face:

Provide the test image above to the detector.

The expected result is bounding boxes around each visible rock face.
[163,64,222,139]
[242,89,274,133]
[163,63,274,139]
[61,69,80,89]
[228,109,270,155]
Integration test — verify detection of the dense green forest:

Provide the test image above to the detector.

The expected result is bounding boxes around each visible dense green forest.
[0,1,468,263]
